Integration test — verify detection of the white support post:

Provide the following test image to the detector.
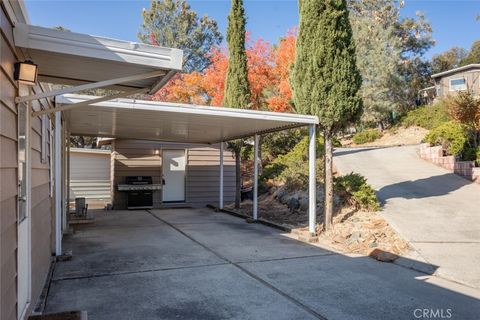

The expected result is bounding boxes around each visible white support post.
[253,134,259,220]
[308,124,316,235]
[61,122,67,233]
[219,142,224,210]
[54,112,62,255]
[66,131,71,225]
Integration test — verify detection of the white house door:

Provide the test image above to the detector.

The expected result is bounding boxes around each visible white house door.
[162,150,186,202]
[17,99,31,319]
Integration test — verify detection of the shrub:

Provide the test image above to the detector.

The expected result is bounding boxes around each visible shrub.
[424,121,467,156]
[401,102,450,130]
[261,136,324,189]
[462,147,480,165]
[446,91,480,131]
[335,173,380,211]
[352,129,382,144]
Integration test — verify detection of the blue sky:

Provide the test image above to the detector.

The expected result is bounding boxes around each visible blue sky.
[24,0,480,59]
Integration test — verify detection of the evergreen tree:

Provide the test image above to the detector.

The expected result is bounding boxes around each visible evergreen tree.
[349,0,401,128]
[223,0,251,109]
[223,0,251,208]
[291,0,362,231]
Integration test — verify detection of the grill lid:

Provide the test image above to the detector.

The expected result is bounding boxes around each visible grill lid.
[125,176,153,185]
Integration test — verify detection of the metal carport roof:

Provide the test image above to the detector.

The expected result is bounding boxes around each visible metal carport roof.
[57,94,319,144]
[13,23,183,92]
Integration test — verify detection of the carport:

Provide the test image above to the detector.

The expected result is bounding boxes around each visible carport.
[13,22,319,259]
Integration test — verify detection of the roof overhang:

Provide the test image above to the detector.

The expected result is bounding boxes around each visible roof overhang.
[58,94,319,144]
[431,64,480,79]
[13,23,183,92]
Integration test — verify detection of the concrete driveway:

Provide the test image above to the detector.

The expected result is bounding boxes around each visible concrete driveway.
[334,145,480,288]
[45,208,480,320]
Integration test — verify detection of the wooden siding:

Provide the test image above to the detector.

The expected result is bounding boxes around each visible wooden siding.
[1,3,54,319]
[1,4,19,319]
[29,90,53,318]
[112,140,235,209]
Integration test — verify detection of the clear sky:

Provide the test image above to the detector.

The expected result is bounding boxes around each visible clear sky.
[24,0,480,59]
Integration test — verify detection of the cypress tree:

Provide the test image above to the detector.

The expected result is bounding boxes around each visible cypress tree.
[223,0,250,208]
[291,0,363,231]
[224,0,250,108]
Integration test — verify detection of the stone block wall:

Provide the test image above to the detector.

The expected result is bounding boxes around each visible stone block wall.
[419,144,480,183]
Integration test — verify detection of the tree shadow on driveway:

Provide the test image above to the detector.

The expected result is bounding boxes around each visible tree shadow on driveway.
[376,173,473,205]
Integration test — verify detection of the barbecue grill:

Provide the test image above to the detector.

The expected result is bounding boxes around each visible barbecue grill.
[117,176,162,209]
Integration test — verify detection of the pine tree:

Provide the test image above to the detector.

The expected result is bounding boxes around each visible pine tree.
[349,0,402,128]
[291,0,362,231]
[223,0,250,208]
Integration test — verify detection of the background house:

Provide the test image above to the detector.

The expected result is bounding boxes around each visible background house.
[432,64,480,98]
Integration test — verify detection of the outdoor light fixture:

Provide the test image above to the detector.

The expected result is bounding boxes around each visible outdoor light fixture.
[14,60,38,86]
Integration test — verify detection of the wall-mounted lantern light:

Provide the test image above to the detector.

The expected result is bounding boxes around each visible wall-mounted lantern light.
[14,60,38,86]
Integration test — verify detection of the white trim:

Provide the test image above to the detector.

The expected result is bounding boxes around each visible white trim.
[54,112,62,255]
[32,88,148,117]
[253,134,259,220]
[449,77,467,92]
[41,114,47,163]
[432,64,480,79]
[13,23,183,71]
[219,142,224,210]
[70,148,112,154]
[308,124,316,235]
[17,71,163,104]
[57,94,319,125]
[17,85,32,320]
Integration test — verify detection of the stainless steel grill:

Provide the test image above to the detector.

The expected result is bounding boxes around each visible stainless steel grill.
[117,176,161,209]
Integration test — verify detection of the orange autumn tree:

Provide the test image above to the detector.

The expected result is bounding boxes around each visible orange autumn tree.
[154,30,296,113]
[267,29,297,112]
[246,37,275,109]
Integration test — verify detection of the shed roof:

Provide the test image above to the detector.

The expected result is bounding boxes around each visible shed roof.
[58,94,319,144]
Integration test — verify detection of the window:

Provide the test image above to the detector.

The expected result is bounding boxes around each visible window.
[449,78,467,91]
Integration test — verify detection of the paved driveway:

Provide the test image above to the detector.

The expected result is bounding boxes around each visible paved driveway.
[45,208,480,320]
[334,145,480,288]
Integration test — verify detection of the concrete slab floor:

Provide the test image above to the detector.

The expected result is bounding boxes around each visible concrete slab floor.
[45,209,480,320]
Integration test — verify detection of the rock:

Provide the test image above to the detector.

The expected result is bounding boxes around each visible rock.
[287,197,300,211]
[369,249,398,262]
[349,231,361,242]
[299,197,309,211]
[275,188,287,200]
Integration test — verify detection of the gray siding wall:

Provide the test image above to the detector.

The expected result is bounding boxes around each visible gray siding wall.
[1,5,18,319]
[112,139,235,209]
[437,70,480,97]
[1,3,53,319]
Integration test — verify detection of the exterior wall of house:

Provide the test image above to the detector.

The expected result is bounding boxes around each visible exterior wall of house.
[1,4,20,319]
[112,139,236,209]
[1,2,54,319]
[29,88,53,319]
[69,148,112,208]
[435,69,480,98]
